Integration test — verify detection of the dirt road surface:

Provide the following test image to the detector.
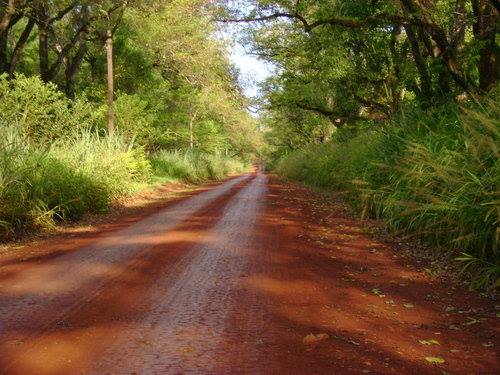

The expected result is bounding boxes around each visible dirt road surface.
[0,170,498,374]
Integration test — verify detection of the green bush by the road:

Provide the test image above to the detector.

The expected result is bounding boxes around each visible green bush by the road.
[0,75,99,142]
[0,125,151,236]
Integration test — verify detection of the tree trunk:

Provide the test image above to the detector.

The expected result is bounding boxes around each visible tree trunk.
[0,0,16,39]
[38,23,50,81]
[472,0,499,91]
[405,25,433,100]
[64,41,87,99]
[389,25,404,112]
[106,29,115,135]
[0,0,22,73]
[0,33,7,73]
[189,111,198,149]
[8,17,35,75]
[401,0,471,92]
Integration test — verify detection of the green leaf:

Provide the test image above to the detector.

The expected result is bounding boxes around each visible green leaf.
[403,303,414,309]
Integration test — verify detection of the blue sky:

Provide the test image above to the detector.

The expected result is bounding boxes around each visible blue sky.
[219,1,274,99]
[227,32,273,99]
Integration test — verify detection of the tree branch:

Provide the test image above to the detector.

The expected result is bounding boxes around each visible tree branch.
[47,22,89,80]
[48,0,78,23]
[220,11,435,32]
[270,101,365,126]
[8,17,34,74]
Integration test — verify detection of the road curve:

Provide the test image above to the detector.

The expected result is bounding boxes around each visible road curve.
[0,171,498,375]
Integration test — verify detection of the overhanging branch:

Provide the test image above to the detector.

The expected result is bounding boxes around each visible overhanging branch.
[220,11,434,32]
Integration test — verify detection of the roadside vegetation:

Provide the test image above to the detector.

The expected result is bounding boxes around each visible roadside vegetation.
[276,98,499,288]
[0,1,258,239]
[228,1,500,288]
[0,75,248,238]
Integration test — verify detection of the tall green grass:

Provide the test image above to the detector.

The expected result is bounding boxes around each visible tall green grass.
[0,125,151,237]
[150,150,248,183]
[0,125,247,239]
[276,99,499,288]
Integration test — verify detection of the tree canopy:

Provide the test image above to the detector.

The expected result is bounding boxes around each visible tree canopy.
[0,0,262,157]
[220,0,498,154]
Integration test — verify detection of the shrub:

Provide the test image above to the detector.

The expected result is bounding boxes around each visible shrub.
[113,93,156,144]
[0,74,97,142]
[150,150,201,183]
[51,130,152,199]
[150,150,247,183]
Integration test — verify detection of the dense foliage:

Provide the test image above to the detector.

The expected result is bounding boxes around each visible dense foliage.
[1,0,261,154]
[224,0,500,287]
[0,118,246,236]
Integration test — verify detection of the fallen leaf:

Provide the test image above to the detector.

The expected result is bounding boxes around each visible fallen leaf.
[419,339,440,346]
[372,288,386,297]
[463,317,482,326]
[425,357,445,364]
[404,303,414,309]
[303,333,329,345]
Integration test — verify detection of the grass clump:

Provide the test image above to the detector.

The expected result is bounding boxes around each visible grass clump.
[0,125,247,239]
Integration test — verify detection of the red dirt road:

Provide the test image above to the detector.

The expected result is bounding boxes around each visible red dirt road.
[0,171,498,374]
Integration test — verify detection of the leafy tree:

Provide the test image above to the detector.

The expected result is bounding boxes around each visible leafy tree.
[0,0,261,159]
[220,0,498,149]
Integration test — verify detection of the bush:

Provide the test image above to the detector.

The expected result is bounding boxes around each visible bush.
[0,74,97,142]
[0,125,246,239]
[275,99,499,288]
[51,130,152,199]
[113,93,156,144]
